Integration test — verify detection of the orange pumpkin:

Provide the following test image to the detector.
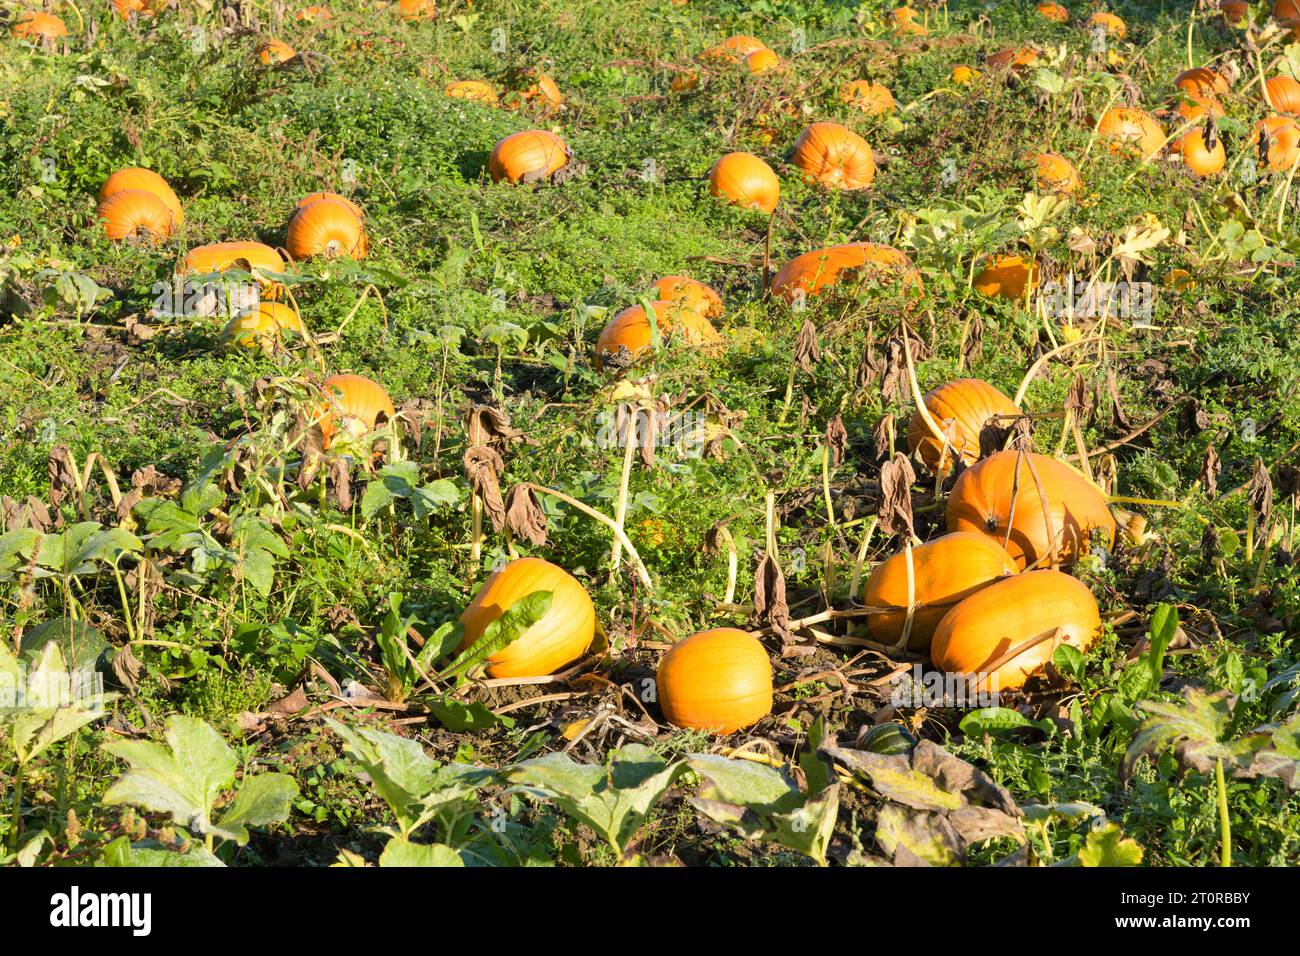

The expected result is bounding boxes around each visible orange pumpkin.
[515,74,564,110]
[951,65,981,85]
[11,12,68,38]
[770,242,920,303]
[931,570,1101,691]
[257,39,296,64]
[985,46,1041,71]
[318,374,395,448]
[1222,0,1248,24]
[183,241,284,278]
[445,79,499,105]
[286,197,367,260]
[973,255,1038,299]
[1036,1,1069,22]
[746,48,780,75]
[489,130,570,184]
[946,450,1117,570]
[1087,11,1127,38]
[221,303,306,352]
[459,557,596,678]
[648,276,724,318]
[708,152,780,214]
[1096,108,1165,160]
[889,6,927,34]
[96,190,175,242]
[790,122,876,190]
[840,80,895,115]
[864,532,1020,651]
[1174,67,1229,99]
[294,5,333,22]
[656,628,772,732]
[907,378,1021,475]
[671,70,700,93]
[1264,76,1300,114]
[594,301,721,370]
[1172,127,1225,177]
[702,34,768,63]
[99,168,184,227]
[295,191,364,217]
[397,0,435,19]
[1275,0,1300,30]
[112,0,165,19]
[1034,152,1081,194]
[1253,114,1300,171]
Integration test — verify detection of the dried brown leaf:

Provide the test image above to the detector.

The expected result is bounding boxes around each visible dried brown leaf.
[877,453,916,538]
[504,483,548,547]
[464,445,507,532]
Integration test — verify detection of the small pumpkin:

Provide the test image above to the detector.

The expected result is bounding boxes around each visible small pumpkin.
[12,12,68,39]
[1253,114,1300,170]
[931,569,1101,691]
[973,254,1038,299]
[648,276,724,318]
[703,35,768,62]
[864,532,1019,651]
[514,73,564,110]
[99,168,184,227]
[656,628,772,733]
[318,374,395,448]
[1036,1,1069,22]
[1034,151,1081,194]
[1220,0,1248,22]
[459,557,596,679]
[770,242,920,303]
[445,79,498,105]
[950,65,981,85]
[286,197,368,260]
[183,241,284,279]
[985,46,1041,71]
[840,80,895,116]
[1095,107,1166,160]
[489,129,571,184]
[221,303,306,352]
[946,450,1117,570]
[257,38,296,64]
[594,301,721,370]
[1086,10,1127,37]
[1275,0,1300,31]
[907,378,1021,475]
[1172,126,1225,177]
[112,0,165,19]
[1264,75,1300,114]
[397,0,435,19]
[671,70,700,93]
[708,151,780,214]
[790,122,876,190]
[294,5,333,22]
[96,190,175,243]
[888,6,927,34]
[746,48,780,75]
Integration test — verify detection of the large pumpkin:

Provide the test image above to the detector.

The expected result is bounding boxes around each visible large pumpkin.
[1036,1,1069,22]
[318,374,395,448]
[790,122,876,190]
[183,241,285,278]
[708,152,780,214]
[973,255,1038,299]
[1174,67,1229,100]
[594,300,721,370]
[1253,115,1300,170]
[1034,152,1081,194]
[459,557,596,678]
[1172,127,1225,177]
[286,197,368,260]
[648,276,724,318]
[702,34,768,63]
[930,569,1102,691]
[657,628,772,732]
[1087,11,1127,37]
[1264,76,1300,114]
[489,130,570,184]
[96,190,175,242]
[907,378,1021,475]
[770,242,919,303]
[1096,108,1166,160]
[222,303,306,352]
[946,450,1117,570]
[864,532,1019,651]
[99,168,184,227]
[12,12,68,38]
[746,48,780,75]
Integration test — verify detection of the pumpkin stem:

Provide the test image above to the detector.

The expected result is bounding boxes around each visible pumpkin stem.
[1021,450,1059,569]
[610,403,641,576]
[847,516,878,601]
[531,485,653,591]
[1012,335,1099,407]
[900,318,946,443]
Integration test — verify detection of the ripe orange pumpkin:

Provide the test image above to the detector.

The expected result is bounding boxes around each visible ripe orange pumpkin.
[864,532,1019,651]
[12,12,68,38]
[931,569,1102,691]
[985,46,1041,71]
[294,5,333,22]
[770,242,920,303]
[397,0,435,19]
[1036,1,1069,22]
[445,79,499,105]
[790,122,876,190]
[1096,108,1166,160]
[840,80,895,116]
[96,190,175,242]
[946,450,1117,570]
[671,70,700,93]
[222,303,306,352]
[1087,11,1127,37]
[594,301,721,370]
[657,628,772,732]
[318,374,395,448]
[295,191,364,217]
[973,255,1038,299]
[1264,76,1300,114]
[257,39,296,64]
[515,74,564,110]
[459,557,596,678]
[1034,152,1081,194]
[889,6,927,34]
[1253,114,1300,170]
[703,34,768,62]
[1221,0,1248,23]
[489,130,570,184]
[1275,0,1300,30]
[951,65,981,85]
[708,152,780,214]
[649,276,724,318]
[746,48,780,75]
[112,0,165,19]
[99,168,184,227]
[907,378,1021,475]
[184,241,285,279]
[1174,67,1229,100]
[286,197,368,260]
[1172,127,1225,176]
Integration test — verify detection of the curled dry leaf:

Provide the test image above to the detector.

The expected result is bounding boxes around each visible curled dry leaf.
[328,457,353,512]
[464,445,507,532]
[1065,373,1093,424]
[877,453,916,538]
[961,311,984,368]
[794,318,822,374]
[464,404,522,447]
[1104,367,1131,430]
[754,553,791,642]
[119,465,183,519]
[874,413,896,463]
[1199,444,1220,499]
[825,414,849,468]
[504,483,549,547]
[49,445,77,511]
[3,495,53,533]
[1249,457,1273,527]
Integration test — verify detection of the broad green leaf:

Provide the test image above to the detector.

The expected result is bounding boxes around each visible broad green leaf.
[1078,822,1144,866]
[437,591,552,682]
[960,707,1048,738]
[100,837,225,867]
[412,480,460,519]
[211,772,299,845]
[1146,604,1178,692]
[1122,687,1242,778]
[427,698,513,732]
[379,838,465,867]
[686,753,801,812]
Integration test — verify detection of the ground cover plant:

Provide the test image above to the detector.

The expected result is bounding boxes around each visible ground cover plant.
[1,0,1299,868]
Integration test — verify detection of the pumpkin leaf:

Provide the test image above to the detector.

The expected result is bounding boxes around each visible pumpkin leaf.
[426,697,514,732]
[378,838,465,867]
[959,707,1053,738]
[209,772,300,845]
[874,805,961,866]
[822,746,963,811]
[1076,822,1144,866]
[100,836,226,867]
[4,641,116,765]
[435,590,552,683]
[1121,687,1244,779]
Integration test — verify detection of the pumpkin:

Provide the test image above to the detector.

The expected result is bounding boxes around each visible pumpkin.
[594,301,721,370]
[183,241,285,278]
[1034,151,1081,194]
[973,255,1038,299]
[1174,94,1224,121]
[295,191,364,217]
[489,129,570,184]
[397,0,435,19]
[257,39,296,65]
[445,79,498,105]
[286,197,368,260]
[907,378,1021,475]
[459,557,595,679]
[1253,114,1300,171]
[96,190,175,242]
[1275,0,1300,29]
[1175,67,1229,99]
[1222,0,1248,22]
[864,532,1019,651]
[99,168,184,227]
[931,570,1101,691]
[1096,107,1166,160]
[318,374,395,448]
[1036,1,1069,22]
[889,6,927,34]
[671,70,699,93]
[649,275,724,318]
[985,47,1041,71]
[12,12,68,38]
[770,242,920,303]
[222,303,306,352]
[112,0,165,19]
[294,5,333,21]
[516,74,564,110]
[946,450,1117,570]
[950,65,981,85]
[790,122,876,190]
[746,48,780,75]
[708,152,780,214]
[1264,76,1300,114]
[656,628,772,732]
[840,80,895,116]
[1172,127,1226,177]
[1087,11,1127,37]
[703,35,767,62]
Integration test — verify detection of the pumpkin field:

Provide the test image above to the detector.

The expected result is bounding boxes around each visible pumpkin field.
[2,0,1300,874]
